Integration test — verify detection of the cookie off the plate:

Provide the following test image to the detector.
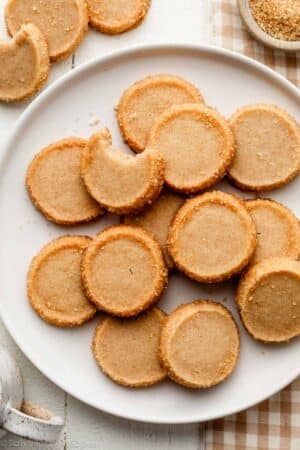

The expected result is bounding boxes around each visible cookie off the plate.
[0,24,49,102]
[5,0,88,61]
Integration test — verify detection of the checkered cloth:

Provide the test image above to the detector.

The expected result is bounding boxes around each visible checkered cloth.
[211,0,300,86]
[205,380,300,449]
[204,2,300,449]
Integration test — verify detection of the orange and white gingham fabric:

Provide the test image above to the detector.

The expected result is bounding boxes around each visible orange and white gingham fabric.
[203,2,300,449]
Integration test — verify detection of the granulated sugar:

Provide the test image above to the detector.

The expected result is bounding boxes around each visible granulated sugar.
[249,0,300,41]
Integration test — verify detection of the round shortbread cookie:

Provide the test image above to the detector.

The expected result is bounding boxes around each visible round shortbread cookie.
[81,225,167,317]
[117,74,204,153]
[148,104,235,193]
[159,301,240,389]
[236,258,300,342]
[81,129,165,215]
[123,190,184,268]
[26,138,103,225]
[27,236,97,327]
[246,199,300,264]
[228,104,300,192]
[86,0,151,34]
[5,0,88,61]
[168,191,257,283]
[92,308,167,387]
[0,23,49,102]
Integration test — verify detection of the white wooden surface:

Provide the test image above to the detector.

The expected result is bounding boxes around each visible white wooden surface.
[0,1,212,448]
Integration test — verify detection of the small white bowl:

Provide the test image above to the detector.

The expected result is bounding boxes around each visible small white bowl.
[238,0,300,52]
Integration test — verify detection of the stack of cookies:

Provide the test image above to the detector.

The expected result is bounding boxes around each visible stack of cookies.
[0,0,152,101]
[26,73,300,390]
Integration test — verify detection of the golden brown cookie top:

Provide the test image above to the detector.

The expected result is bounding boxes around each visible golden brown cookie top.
[159,300,240,388]
[228,104,300,192]
[92,308,167,388]
[26,137,103,225]
[27,235,97,327]
[123,190,184,268]
[117,74,204,152]
[168,191,257,283]
[81,129,165,215]
[148,104,235,193]
[246,199,300,264]
[81,225,167,317]
[5,0,88,61]
[237,257,300,342]
[87,0,151,34]
[0,23,49,102]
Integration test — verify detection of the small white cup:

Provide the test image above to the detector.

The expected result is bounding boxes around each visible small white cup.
[0,346,64,443]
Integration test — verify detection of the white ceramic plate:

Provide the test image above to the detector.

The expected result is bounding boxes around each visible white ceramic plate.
[0,44,299,424]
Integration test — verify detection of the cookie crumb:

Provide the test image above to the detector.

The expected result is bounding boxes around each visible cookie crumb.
[89,117,101,126]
